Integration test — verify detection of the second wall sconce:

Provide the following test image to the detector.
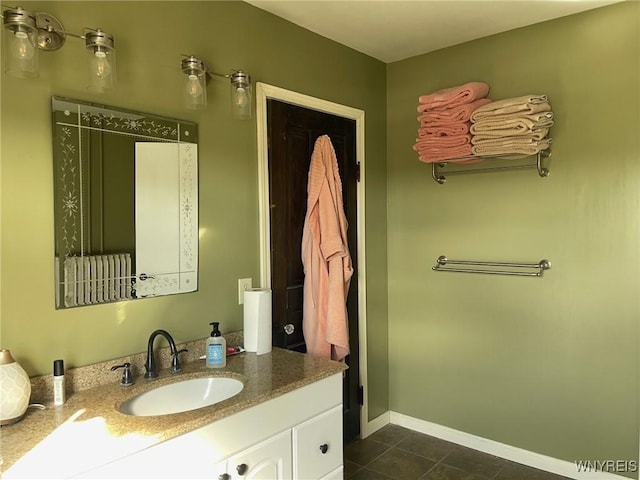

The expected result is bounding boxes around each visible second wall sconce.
[84,29,116,92]
[2,5,116,92]
[180,55,252,119]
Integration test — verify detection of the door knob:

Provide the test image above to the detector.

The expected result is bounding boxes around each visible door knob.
[284,324,295,335]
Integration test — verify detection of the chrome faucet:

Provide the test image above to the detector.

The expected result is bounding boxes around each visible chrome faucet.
[111,362,134,387]
[144,329,187,379]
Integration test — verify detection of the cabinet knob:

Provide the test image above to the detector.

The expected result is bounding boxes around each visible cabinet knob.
[319,443,329,454]
[236,463,248,475]
[218,475,231,480]
[284,324,295,335]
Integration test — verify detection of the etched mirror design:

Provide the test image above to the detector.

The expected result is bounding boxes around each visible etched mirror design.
[52,96,198,309]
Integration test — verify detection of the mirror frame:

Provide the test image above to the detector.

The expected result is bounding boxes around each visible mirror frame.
[51,96,199,308]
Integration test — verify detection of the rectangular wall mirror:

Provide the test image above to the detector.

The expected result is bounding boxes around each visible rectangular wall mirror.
[51,96,198,309]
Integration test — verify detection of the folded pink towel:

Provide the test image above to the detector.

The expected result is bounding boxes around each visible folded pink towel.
[471,96,550,122]
[417,82,490,113]
[413,134,471,152]
[419,98,493,126]
[417,145,473,163]
[470,112,554,136]
[419,122,470,138]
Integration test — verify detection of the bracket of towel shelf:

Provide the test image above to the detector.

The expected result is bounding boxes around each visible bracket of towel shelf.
[431,149,551,184]
[432,255,551,277]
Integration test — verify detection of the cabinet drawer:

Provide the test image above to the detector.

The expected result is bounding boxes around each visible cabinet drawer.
[293,405,343,479]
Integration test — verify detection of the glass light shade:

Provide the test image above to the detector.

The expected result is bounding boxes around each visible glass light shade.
[87,47,116,92]
[4,27,39,79]
[184,73,207,110]
[230,72,252,120]
[0,349,31,425]
[85,30,116,93]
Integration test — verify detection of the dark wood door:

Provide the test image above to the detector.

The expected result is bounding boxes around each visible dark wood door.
[267,99,360,443]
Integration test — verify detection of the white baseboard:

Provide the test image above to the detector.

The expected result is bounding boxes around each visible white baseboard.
[361,411,390,439]
[389,412,633,480]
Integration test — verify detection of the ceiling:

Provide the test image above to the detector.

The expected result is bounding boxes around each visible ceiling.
[244,0,623,63]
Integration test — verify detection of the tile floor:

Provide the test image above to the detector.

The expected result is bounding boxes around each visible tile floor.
[344,425,573,480]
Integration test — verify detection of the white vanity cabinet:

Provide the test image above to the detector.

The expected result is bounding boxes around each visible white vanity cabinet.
[213,405,343,480]
[79,373,343,480]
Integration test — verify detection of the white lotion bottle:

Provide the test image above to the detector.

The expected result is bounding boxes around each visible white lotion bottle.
[53,359,65,406]
[206,322,226,368]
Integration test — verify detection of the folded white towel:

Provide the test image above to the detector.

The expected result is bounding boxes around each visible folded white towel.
[472,137,551,157]
[472,133,549,146]
[472,128,549,144]
[470,112,554,136]
[471,96,551,122]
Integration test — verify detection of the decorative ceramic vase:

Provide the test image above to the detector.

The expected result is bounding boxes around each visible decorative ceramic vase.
[0,349,31,425]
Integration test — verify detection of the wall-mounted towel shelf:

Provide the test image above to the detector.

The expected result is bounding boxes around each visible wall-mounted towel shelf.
[432,255,551,277]
[431,149,551,184]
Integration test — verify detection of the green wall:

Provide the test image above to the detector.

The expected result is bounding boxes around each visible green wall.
[3,0,637,464]
[387,2,639,467]
[0,0,389,419]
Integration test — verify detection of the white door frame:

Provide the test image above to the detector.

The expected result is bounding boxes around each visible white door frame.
[255,82,370,437]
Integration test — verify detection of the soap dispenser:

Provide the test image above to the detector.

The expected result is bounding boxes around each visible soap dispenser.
[206,322,226,368]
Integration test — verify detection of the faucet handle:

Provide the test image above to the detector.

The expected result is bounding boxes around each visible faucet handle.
[111,362,135,387]
[171,348,188,373]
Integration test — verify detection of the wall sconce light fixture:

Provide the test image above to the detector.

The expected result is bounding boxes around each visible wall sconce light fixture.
[230,70,252,120]
[2,5,116,91]
[85,29,116,92]
[180,55,252,119]
[180,55,208,110]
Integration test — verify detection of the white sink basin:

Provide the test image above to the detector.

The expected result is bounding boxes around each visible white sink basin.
[118,377,244,416]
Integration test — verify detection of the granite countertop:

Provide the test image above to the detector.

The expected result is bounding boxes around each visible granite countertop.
[1,348,346,478]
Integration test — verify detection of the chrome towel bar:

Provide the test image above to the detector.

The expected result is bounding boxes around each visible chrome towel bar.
[432,255,551,277]
[431,150,551,184]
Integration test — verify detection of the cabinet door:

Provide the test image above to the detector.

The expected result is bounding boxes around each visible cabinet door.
[293,405,343,479]
[225,429,292,480]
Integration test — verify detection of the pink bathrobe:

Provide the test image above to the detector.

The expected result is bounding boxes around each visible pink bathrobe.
[301,135,354,362]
